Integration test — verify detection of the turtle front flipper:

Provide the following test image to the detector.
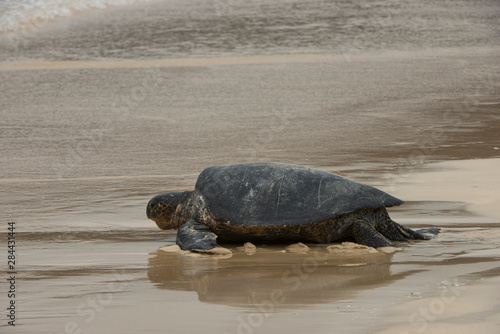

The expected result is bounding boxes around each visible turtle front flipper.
[349,221,395,248]
[176,220,232,255]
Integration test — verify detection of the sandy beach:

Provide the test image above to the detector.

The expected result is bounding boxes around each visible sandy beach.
[1,49,499,334]
[1,0,500,333]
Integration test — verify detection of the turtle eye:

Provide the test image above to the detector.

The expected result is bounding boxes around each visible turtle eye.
[148,199,156,209]
[147,198,159,219]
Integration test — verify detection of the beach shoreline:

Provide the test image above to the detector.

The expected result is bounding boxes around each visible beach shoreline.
[1,46,498,71]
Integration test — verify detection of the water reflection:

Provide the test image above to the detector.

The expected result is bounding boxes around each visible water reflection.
[148,244,411,310]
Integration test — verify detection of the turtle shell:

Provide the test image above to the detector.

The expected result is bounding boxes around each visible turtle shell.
[194,163,403,227]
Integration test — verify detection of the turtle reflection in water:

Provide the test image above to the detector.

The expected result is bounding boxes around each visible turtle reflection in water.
[148,244,398,308]
[147,163,439,254]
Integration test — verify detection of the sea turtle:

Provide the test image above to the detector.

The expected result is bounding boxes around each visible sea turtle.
[147,163,438,252]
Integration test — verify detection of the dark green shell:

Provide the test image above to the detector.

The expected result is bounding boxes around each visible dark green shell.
[195,163,403,227]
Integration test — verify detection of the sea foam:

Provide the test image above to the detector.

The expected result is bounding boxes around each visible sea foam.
[0,0,153,33]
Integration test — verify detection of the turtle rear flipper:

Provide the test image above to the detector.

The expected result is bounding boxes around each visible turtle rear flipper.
[416,228,440,238]
[396,224,440,240]
[349,221,395,248]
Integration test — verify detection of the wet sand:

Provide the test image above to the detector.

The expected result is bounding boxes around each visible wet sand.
[1,48,500,333]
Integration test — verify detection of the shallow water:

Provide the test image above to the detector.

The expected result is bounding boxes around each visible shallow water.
[1,0,500,333]
[1,0,499,60]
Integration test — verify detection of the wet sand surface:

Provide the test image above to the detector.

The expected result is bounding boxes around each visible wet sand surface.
[1,47,500,333]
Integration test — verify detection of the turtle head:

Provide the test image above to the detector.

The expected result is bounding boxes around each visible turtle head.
[147,191,192,230]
